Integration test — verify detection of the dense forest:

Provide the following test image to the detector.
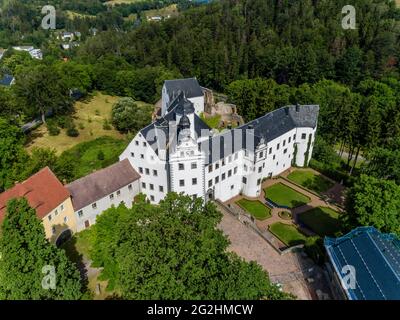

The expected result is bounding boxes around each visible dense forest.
[1,0,400,236]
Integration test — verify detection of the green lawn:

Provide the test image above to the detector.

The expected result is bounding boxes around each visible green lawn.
[298,207,341,237]
[236,199,271,220]
[287,170,334,193]
[269,222,308,247]
[265,183,311,208]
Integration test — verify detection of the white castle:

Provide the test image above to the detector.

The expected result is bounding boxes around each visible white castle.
[120,78,319,204]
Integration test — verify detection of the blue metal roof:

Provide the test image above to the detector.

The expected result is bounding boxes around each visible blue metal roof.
[0,74,14,86]
[324,227,400,300]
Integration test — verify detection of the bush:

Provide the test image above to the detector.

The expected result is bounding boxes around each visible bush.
[309,159,353,186]
[56,116,73,129]
[66,126,79,137]
[103,119,112,130]
[47,120,60,136]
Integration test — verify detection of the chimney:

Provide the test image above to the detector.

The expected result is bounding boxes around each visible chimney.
[296,103,300,112]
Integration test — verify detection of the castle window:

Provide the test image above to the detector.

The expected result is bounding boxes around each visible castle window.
[231,185,234,190]
[257,179,261,186]
[64,217,68,223]
[131,152,134,157]
[142,182,146,189]
[222,173,226,181]
[150,184,154,190]
[179,163,184,170]
[78,210,83,218]
[222,159,226,166]
[135,141,139,146]
[52,226,56,235]
[283,140,286,146]
[140,154,144,159]
[244,165,248,172]
[153,170,158,176]
[289,137,292,143]
[192,178,197,185]
[293,134,296,140]
[208,180,212,188]
[159,186,164,192]
[216,163,220,169]
[143,142,147,147]
[258,167,262,173]
[208,164,213,172]
[145,168,150,175]
[284,148,288,154]
[259,151,263,158]
[302,133,306,139]
[128,184,132,191]
[277,143,280,150]
[234,167,238,174]
[269,148,272,154]
[150,195,155,202]
[92,203,97,209]
[139,167,143,174]
[55,209,58,216]
[191,163,197,169]
[242,177,247,184]
[61,204,64,211]
[48,215,52,221]
[110,194,114,200]
[179,180,185,187]
[228,170,232,177]
[215,176,219,184]
[273,155,276,160]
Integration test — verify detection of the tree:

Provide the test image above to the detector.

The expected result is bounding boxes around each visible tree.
[343,175,400,236]
[111,97,153,133]
[0,117,29,191]
[91,193,292,300]
[0,198,83,300]
[13,64,73,123]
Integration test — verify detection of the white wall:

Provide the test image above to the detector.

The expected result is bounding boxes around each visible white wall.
[188,96,205,115]
[74,180,140,231]
[120,132,168,204]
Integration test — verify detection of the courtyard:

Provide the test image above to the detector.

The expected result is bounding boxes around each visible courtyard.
[225,168,343,251]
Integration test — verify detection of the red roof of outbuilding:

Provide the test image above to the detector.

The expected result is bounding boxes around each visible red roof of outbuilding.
[0,167,70,222]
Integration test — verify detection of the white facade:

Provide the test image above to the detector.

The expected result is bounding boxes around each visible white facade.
[121,79,318,204]
[73,180,140,231]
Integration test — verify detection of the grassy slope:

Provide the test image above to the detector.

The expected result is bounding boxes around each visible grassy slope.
[265,183,311,208]
[26,92,151,155]
[236,199,271,220]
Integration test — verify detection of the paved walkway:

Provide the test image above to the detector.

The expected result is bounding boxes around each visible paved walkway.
[218,212,332,300]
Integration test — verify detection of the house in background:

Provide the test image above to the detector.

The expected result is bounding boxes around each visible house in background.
[0,167,77,245]
[12,46,43,60]
[66,159,141,232]
[324,227,400,300]
[0,74,15,86]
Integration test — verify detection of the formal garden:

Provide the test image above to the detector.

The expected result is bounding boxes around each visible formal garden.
[297,207,341,237]
[269,222,308,247]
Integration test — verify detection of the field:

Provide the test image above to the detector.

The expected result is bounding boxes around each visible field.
[265,183,311,208]
[25,92,151,155]
[287,169,334,193]
[236,199,271,220]
[269,222,307,247]
[298,207,341,237]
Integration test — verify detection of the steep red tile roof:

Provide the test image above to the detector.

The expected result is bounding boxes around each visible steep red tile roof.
[0,167,70,222]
